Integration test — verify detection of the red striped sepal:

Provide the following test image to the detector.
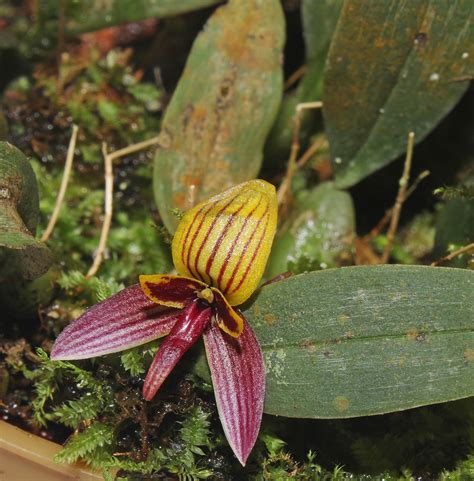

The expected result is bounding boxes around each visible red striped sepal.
[50,285,180,360]
[143,300,212,400]
[203,314,265,466]
[172,180,278,307]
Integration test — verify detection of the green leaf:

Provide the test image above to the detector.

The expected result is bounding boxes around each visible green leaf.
[264,0,343,164]
[153,0,285,233]
[0,141,40,246]
[323,0,474,188]
[0,142,52,282]
[299,0,344,102]
[266,182,355,277]
[434,196,474,268]
[62,0,221,34]
[243,265,474,418]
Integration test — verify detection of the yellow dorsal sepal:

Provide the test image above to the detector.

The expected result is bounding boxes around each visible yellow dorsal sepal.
[172,180,278,306]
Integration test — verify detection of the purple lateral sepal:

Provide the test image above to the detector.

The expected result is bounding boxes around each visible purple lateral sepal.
[203,315,265,466]
[50,285,181,360]
[143,300,212,400]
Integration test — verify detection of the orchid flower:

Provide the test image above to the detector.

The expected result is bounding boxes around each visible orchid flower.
[51,179,277,465]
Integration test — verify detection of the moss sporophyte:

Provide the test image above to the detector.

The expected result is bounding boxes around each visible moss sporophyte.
[51,179,278,465]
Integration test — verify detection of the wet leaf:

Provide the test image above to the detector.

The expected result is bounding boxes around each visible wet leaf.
[244,265,474,418]
[266,182,355,277]
[323,0,474,188]
[153,0,285,233]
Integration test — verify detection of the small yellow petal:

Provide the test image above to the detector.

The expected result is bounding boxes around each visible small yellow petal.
[172,180,277,306]
[212,287,244,338]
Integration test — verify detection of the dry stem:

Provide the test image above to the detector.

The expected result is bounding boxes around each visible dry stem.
[284,65,306,90]
[277,101,323,209]
[85,135,162,278]
[381,132,416,263]
[86,143,114,278]
[297,135,328,169]
[431,242,474,266]
[106,135,161,163]
[364,169,430,242]
[41,124,79,242]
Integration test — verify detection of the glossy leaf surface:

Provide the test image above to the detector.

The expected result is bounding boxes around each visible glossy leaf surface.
[243,265,474,418]
[323,0,474,188]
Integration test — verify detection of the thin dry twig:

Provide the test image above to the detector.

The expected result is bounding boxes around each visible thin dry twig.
[381,131,416,263]
[364,169,430,242]
[284,65,306,90]
[277,101,323,209]
[449,75,474,83]
[107,135,161,162]
[85,135,162,278]
[86,143,114,278]
[41,124,79,242]
[431,242,474,266]
[296,135,328,169]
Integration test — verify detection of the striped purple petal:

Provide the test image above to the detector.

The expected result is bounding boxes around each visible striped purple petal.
[203,314,265,466]
[51,284,181,360]
[143,300,211,400]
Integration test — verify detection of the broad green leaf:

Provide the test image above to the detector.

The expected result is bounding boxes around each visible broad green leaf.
[266,182,355,277]
[243,265,473,418]
[0,141,39,238]
[323,0,474,188]
[154,0,284,233]
[299,0,344,102]
[265,0,343,164]
[63,0,221,34]
[0,142,52,280]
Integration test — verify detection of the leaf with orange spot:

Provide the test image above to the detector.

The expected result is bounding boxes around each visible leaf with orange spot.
[153,0,285,233]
